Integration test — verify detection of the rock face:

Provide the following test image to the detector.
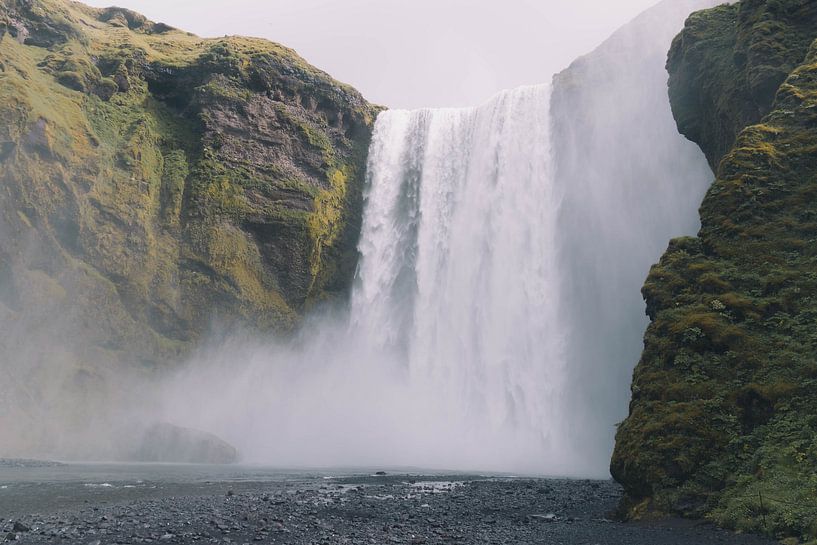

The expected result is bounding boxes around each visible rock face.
[612,0,817,540]
[0,0,377,356]
[133,423,238,464]
[667,0,817,170]
[0,0,377,458]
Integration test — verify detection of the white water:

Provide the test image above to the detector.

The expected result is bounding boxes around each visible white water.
[161,86,582,475]
[350,85,571,470]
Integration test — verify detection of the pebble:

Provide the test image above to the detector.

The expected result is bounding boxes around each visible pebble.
[0,477,778,545]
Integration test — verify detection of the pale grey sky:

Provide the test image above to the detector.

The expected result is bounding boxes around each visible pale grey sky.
[83,0,661,108]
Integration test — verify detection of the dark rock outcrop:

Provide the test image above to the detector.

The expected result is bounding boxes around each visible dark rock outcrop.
[667,0,817,170]
[612,0,817,540]
[133,423,238,464]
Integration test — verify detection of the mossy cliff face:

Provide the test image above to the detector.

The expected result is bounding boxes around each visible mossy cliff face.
[0,0,378,372]
[612,0,817,540]
[667,0,817,170]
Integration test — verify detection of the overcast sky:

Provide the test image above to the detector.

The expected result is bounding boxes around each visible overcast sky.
[83,0,660,109]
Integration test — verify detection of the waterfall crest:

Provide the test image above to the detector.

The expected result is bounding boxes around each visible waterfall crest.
[349,85,572,471]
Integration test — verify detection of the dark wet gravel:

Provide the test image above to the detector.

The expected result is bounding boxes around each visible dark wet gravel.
[0,461,64,469]
[1,476,776,544]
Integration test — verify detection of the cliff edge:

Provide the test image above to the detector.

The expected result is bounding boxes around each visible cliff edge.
[612,0,817,540]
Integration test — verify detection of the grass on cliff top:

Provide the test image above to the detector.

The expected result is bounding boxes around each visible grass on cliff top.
[0,35,95,162]
[23,0,367,98]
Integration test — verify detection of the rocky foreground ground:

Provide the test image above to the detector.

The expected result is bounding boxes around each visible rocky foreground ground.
[0,474,776,545]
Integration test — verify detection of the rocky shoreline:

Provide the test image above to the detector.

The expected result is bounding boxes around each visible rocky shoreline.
[1,475,775,544]
[0,461,64,469]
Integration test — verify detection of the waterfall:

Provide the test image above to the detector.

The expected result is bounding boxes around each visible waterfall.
[159,0,717,476]
[349,85,572,470]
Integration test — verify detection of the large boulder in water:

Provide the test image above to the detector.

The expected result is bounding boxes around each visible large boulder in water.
[134,423,238,464]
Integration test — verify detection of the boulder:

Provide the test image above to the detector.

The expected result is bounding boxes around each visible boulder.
[134,423,238,464]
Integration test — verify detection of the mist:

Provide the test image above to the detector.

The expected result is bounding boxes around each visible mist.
[550,0,721,468]
[0,252,156,460]
[1,0,719,476]
[159,317,563,474]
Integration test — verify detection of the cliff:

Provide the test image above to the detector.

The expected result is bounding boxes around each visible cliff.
[612,0,817,540]
[0,0,378,366]
[0,0,379,456]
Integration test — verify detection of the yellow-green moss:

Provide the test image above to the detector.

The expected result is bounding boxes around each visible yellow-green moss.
[307,167,348,282]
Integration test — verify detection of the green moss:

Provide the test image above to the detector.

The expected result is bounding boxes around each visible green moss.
[197,75,254,102]
[160,149,188,226]
[307,166,348,284]
[614,0,817,540]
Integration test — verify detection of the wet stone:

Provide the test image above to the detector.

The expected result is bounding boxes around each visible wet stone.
[1,477,779,545]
